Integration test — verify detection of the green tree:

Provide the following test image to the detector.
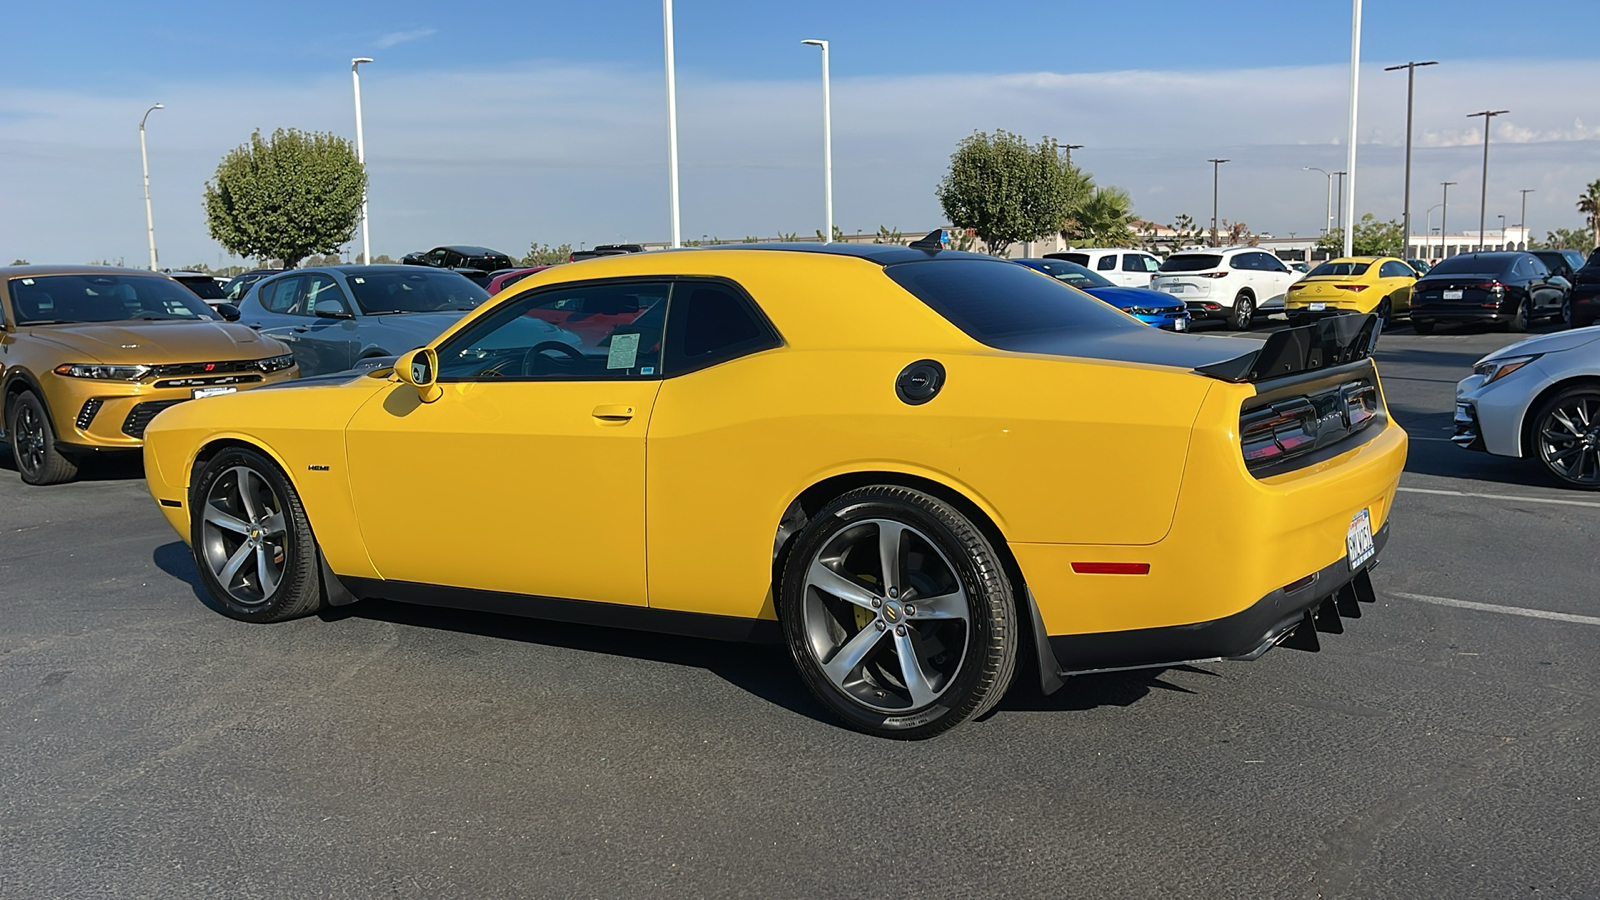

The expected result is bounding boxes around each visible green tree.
[1063,186,1138,247]
[814,225,844,243]
[873,225,904,245]
[370,253,397,264]
[936,130,1086,257]
[203,128,366,269]
[1577,179,1600,250]
[1315,214,1405,257]
[522,243,573,266]
[1537,227,1593,251]
[10,259,30,266]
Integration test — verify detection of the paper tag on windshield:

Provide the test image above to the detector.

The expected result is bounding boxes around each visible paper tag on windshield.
[607,333,640,369]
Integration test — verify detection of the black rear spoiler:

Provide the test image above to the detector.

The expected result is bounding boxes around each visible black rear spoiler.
[1195,314,1379,384]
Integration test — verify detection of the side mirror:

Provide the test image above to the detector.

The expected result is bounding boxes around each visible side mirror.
[394,347,443,402]
[215,303,241,321]
[314,299,352,319]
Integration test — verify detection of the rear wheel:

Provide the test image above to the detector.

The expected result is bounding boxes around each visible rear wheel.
[7,392,78,486]
[191,447,323,622]
[1506,298,1530,333]
[1228,293,1255,331]
[1532,387,1600,490]
[1412,319,1436,335]
[1375,298,1393,333]
[1561,295,1573,328]
[781,486,1018,740]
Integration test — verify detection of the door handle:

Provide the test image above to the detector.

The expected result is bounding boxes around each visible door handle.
[292,327,309,334]
[247,323,263,330]
[592,404,636,421]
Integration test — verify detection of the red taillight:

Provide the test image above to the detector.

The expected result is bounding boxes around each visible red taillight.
[1335,284,1368,292]
[1200,271,1229,279]
[1470,282,1505,291]
[1071,562,1152,575]
[1204,302,1221,310]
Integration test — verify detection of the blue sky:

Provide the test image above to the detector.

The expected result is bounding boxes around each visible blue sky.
[4,0,1597,265]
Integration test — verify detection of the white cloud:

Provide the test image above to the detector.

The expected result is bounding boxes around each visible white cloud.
[2,57,1597,265]
[373,28,436,50]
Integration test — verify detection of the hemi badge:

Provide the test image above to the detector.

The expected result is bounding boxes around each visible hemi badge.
[307,464,331,472]
[1071,562,1151,575]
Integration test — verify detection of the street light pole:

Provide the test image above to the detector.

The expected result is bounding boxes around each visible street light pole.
[1334,171,1347,231]
[663,0,682,248]
[1207,158,1230,246]
[1425,202,1443,261]
[800,39,832,243]
[1063,143,1084,166]
[1497,214,1506,248]
[139,103,164,271]
[1467,109,1509,251]
[1304,167,1334,234]
[1385,60,1438,261]
[351,58,373,264]
[1440,181,1456,258]
[1519,188,1535,250]
[1343,0,1363,258]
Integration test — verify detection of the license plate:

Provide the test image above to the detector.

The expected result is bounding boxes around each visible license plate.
[1443,289,1463,300]
[1173,317,1187,331]
[1164,284,1185,293]
[1308,302,1326,311]
[1347,508,1375,570]
[192,386,237,399]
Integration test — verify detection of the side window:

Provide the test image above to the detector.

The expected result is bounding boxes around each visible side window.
[1524,257,1547,278]
[1141,254,1161,273]
[1121,254,1145,272]
[261,275,305,314]
[304,274,349,315]
[425,249,449,267]
[436,281,669,381]
[663,280,780,374]
[1380,261,1410,278]
[1229,253,1253,270]
[1095,255,1116,271]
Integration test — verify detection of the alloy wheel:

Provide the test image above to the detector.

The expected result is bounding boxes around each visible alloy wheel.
[800,518,970,714]
[199,466,289,605]
[1538,397,1600,486]
[14,404,46,476]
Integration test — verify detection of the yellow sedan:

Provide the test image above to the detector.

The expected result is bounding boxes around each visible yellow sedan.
[1285,256,1418,330]
[141,241,1407,739]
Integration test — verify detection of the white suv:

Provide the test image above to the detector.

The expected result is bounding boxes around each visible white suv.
[1150,247,1303,330]
[1045,249,1163,287]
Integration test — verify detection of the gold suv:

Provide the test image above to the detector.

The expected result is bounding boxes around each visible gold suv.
[1,265,297,485]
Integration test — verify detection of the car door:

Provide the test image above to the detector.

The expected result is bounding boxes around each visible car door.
[243,273,306,350]
[291,273,362,374]
[1524,256,1561,313]
[1093,253,1120,284]
[1378,260,1415,313]
[1254,252,1294,308]
[342,279,670,605]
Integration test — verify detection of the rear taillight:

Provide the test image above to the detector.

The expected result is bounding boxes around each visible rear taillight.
[1471,282,1505,292]
[1342,383,1378,428]
[1241,399,1317,464]
[1335,284,1368,292]
[1200,271,1229,279]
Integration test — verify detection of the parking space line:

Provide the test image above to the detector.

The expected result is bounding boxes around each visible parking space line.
[1391,591,1600,627]
[1396,486,1600,509]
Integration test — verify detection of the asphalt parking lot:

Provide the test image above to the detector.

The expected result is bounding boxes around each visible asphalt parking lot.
[3,321,1597,899]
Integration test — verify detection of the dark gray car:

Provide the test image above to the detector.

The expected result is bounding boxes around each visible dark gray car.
[234,265,579,376]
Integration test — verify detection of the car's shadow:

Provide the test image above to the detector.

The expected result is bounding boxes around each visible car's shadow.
[151,540,1217,727]
[0,445,146,481]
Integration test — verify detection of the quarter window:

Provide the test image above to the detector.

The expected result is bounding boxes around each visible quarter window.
[1229,254,1254,270]
[436,281,669,381]
[662,281,780,374]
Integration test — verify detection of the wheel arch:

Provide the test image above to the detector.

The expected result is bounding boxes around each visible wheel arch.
[1,368,55,440]
[1517,375,1600,458]
[188,435,298,499]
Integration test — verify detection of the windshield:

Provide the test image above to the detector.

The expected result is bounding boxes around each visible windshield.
[174,276,226,300]
[885,258,1140,344]
[1307,261,1372,277]
[8,273,219,325]
[346,270,490,314]
[1022,260,1114,289]
[1427,255,1512,278]
[1158,254,1223,273]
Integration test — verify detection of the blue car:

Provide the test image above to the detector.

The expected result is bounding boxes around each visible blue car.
[232,265,580,376]
[1014,258,1190,331]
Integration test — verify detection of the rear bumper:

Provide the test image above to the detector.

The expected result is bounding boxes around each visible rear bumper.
[1284,307,1366,323]
[1409,307,1512,325]
[1042,522,1388,675]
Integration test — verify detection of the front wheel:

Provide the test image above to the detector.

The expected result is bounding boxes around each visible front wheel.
[191,447,324,622]
[781,486,1018,739]
[1532,387,1600,490]
[1227,293,1255,331]
[8,392,78,485]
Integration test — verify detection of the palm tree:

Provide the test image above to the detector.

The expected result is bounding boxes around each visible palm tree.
[1063,186,1138,247]
[1577,179,1600,250]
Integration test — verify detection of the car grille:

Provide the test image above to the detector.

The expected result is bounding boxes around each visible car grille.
[1240,375,1380,474]
[149,359,261,377]
[122,400,187,439]
[153,374,263,389]
[76,398,105,430]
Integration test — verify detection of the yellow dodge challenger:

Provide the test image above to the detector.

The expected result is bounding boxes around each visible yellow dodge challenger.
[1284,256,1418,331]
[142,242,1407,739]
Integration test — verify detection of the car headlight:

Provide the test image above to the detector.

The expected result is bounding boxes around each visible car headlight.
[256,353,297,373]
[53,363,151,381]
[1473,354,1541,386]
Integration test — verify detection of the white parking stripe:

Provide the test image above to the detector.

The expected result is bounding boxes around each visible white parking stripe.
[1396,486,1600,509]
[1391,591,1600,626]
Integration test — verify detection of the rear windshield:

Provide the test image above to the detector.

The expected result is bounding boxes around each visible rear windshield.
[885,258,1141,343]
[1427,255,1512,278]
[1046,252,1090,266]
[175,276,226,300]
[8,273,219,324]
[346,270,491,314]
[1158,254,1223,273]
[1307,261,1371,277]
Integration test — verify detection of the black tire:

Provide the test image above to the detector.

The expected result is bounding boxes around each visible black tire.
[1530,386,1600,490]
[1412,319,1436,335]
[1561,295,1573,328]
[1375,298,1393,333]
[190,446,323,622]
[780,485,1018,740]
[7,391,79,485]
[1227,293,1255,331]
[1506,298,1530,333]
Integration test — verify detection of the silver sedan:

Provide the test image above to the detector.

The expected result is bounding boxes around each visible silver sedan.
[1454,327,1600,488]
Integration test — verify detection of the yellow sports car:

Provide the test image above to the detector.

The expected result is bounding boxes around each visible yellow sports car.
[1284,256,1418,330]
[142,242,1407,739]
[1,265,298,485]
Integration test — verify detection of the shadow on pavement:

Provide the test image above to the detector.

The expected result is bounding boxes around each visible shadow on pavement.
[1399,436,1556,489]
[986,663,1215,718]
[0,445,146,481]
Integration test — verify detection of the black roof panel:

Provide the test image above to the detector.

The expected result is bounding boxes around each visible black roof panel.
[700,242,1001,266]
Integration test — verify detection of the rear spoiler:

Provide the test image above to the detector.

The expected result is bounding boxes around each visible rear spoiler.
[1194,314,1378,384]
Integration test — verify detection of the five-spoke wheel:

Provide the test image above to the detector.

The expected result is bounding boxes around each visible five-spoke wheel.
[191,447,324,621]
[782,486,1017,739]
